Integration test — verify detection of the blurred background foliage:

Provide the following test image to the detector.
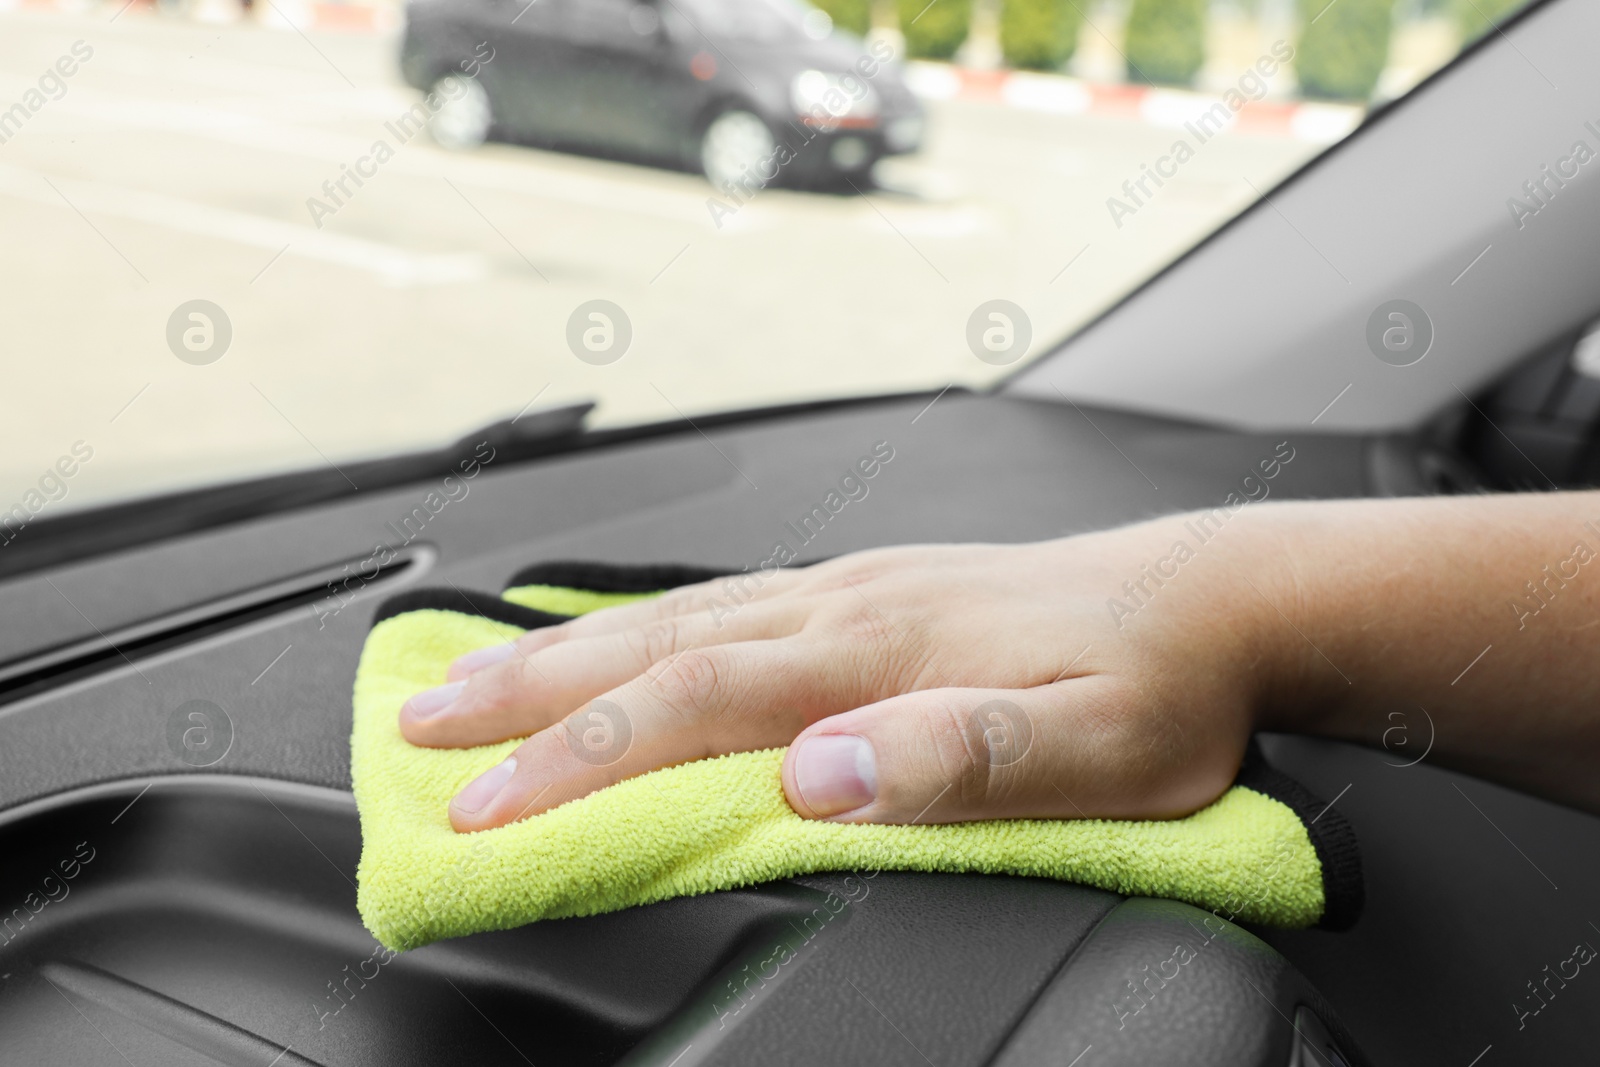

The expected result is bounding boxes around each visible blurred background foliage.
[810,0,874,35]
[1452,0,1528,41]
[898,0,976,57]
[1124,0,1208,85]
[998,0,1084,70]
[1293,0,1396,99]
[839,0,1534,100]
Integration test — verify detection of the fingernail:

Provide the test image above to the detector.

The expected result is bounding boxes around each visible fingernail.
[453,757,517,814]
[793,734,877,817]
[405,680,465,720]
[451,643,517,678]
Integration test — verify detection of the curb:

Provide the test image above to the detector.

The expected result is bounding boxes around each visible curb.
[2,0,400,32]
[7,0,1362,143]
[905,62,1363,144]
[299,2,398,32]
[225,1,401,33]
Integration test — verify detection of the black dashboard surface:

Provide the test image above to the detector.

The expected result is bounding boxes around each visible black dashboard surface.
[2,393,1597,1064]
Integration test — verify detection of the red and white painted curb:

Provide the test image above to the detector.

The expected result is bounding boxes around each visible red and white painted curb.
[207,0,401,33]
[1,0,401,32]
[906,62,1363,143]
[9,0,1361,142]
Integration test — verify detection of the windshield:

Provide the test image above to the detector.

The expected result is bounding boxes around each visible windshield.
[0,0,1532,520]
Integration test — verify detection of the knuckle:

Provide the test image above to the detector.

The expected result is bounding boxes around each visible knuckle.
[921,704,997,808]
[825,598,901,647]
[457,660,535,717]
[644,617,689,660]
[464,665,513,708]
[839,608,933,694]
[652,647,726,711]
[560,697,635,767]
[957,737,1003,808]
[800,566,881,599]
[801,546,951,596]
[800,603,919,702]
[510,651,553,692]
[624,617,688,667]
[803,547,899,587]
[924,701,1033,809]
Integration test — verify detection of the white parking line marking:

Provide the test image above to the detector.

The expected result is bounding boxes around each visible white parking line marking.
[54,92,720,228]
[49,90,998,237]
[0,162,489,286]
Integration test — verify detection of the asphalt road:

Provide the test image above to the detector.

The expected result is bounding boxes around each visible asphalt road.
[0,7,1327,514]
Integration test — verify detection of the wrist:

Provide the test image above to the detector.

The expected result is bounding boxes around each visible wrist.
[1200,501,1336,734]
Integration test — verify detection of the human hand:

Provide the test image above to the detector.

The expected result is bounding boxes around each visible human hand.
[399,516,1293,833]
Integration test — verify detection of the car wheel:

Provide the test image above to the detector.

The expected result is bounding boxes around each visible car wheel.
[429,74,492,151]
[699,109,777,190]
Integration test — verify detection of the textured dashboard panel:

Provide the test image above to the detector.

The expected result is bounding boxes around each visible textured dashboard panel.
[623,872,1121,1067]
[990,898,1363,1067]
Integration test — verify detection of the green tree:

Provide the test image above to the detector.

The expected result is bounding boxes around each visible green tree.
[810,0,873,37]
[1294,0,1396,101]
[1000,0,1084,70]
[1453,0,1527,43]
[898,0,974,59]
[1124,0,1207,86]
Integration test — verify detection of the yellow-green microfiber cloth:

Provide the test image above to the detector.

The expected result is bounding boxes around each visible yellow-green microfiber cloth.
[352,561,1362,951]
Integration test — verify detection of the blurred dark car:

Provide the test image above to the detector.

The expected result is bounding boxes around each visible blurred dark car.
[399,0,925,190]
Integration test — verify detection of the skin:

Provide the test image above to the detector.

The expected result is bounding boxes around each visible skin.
[399,491,1600,832]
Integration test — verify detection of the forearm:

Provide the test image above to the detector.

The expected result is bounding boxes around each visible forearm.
[1243,491,1600,811]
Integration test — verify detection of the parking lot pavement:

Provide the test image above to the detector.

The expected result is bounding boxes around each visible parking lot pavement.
[0,9,1328,513]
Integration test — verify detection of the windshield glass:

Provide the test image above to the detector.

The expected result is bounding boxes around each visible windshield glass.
[1,0,1532,519]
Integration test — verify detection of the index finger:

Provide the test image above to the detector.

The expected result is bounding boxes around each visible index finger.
[445,633,865,831]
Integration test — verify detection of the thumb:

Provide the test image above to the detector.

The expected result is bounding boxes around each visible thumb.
[780,679,1235,824]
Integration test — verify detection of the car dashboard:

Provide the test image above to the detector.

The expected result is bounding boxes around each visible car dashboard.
[2,392,1598,1066]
